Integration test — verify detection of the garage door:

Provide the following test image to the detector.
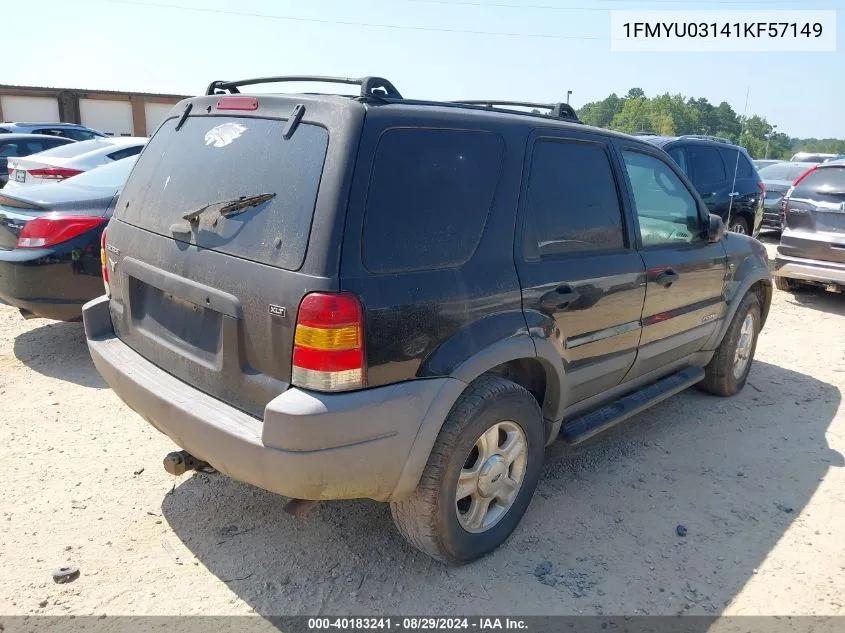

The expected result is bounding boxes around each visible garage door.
[1,96,60,122]
[79,99,134,136]
[144,102,176,135]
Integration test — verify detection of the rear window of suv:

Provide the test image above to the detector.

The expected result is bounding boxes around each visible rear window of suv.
[793,166,845,197]
[362,128,504,274]
[116,115,329,271]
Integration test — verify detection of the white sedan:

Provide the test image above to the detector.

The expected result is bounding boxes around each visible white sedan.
[6,136,147,188]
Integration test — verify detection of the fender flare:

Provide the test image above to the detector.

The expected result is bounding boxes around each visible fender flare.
[705,269,771,350]
[388,336,566,501]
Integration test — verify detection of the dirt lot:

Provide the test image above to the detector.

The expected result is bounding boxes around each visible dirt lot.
[2,236,844,617]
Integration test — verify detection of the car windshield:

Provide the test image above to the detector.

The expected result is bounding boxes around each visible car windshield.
[61,156,138,188]
[33,139,114,158]
[759,162,820,181]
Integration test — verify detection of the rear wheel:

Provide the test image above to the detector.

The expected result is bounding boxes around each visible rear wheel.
[700,291,761,397]
[728,216,749,235]
[390,375,544,564]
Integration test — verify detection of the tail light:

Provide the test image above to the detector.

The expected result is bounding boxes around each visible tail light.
[292,292,365,392]
[101,227,110,296]
[792,165,818,187]
[17,215,107,248]
[27,167,83,180]
[757,181,766,196]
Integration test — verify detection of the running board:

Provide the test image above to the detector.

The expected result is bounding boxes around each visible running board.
[560,367,705,445]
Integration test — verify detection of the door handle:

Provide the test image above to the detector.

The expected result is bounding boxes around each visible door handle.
[729,192,740,198]
[539,286,580,310]
[655,269,679,288]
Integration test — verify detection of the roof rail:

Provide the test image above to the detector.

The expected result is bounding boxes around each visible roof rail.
[677,134,735,145]
[633,132,658,136]
[449,100,581,123]
[205,75,403,100]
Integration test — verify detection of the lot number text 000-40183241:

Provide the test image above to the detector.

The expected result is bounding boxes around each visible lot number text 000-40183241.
[610,10,837,52]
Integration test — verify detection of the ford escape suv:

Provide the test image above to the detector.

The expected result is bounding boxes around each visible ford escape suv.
[83,75,772,564]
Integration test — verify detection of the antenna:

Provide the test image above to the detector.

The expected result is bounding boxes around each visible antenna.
[727,86,750,228]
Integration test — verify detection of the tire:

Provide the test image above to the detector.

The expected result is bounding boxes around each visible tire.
[390,375,545,564]
[775,275,804,292]
[699,291,761,397]
[728,216,749,235]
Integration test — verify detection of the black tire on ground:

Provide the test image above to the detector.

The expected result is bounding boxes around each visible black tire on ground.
[775,275,805,292]
[729,216,749,235]
[390,375,545,564]
[699,291,761,397]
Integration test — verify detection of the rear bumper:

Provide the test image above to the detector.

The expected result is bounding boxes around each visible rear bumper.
[0,248,103,321]
[83,295,462,502]
[773,254,845,285]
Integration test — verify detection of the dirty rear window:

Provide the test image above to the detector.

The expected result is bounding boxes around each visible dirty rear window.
[116,116,328,271]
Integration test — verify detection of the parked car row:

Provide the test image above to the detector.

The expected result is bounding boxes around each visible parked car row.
[5,136,146,188]
[0,134,76,187]
[0,132,146,319]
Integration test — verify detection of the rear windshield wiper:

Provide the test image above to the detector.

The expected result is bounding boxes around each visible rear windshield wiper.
[182,193,276,224]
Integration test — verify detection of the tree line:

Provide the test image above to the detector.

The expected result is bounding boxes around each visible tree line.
[575,88,845,160]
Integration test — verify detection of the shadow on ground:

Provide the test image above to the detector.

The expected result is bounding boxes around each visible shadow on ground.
[13,320,106,389]
[779,286,845,317]
[161,359,842,619]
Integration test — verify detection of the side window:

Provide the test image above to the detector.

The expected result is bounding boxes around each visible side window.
[66,129,100,141]
[362,128,504,274]
[107,146,143,161]
[32,128,64,138]
[718,148,753,179]
[523,139,625,258]
[0,142,22,157]
[667,146,688,176]
[689,145,727,186]
[622,150,702,247]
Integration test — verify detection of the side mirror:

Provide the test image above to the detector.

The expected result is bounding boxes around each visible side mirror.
[707,213,725,243]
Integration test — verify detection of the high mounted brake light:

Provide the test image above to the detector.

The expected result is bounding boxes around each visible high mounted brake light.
[216,96,259,111]
[292,292,365,392]
[792,165,819,187]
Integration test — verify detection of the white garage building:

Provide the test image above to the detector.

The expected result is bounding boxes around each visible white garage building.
[0,85,187,137]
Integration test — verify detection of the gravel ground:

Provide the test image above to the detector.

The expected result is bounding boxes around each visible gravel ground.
[1,236,844,617]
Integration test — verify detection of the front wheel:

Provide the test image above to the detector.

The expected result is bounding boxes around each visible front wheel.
[390,375,545,564]
[699,291,761,397]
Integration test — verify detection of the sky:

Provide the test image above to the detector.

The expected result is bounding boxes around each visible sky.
[6,0,845,138]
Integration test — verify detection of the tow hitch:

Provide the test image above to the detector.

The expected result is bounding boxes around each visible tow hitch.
[163,450,210,476]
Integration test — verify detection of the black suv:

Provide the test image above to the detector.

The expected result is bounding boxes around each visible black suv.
[83,76,772,564]
[640,135,765,237]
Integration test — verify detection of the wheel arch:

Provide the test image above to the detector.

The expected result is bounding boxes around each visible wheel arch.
[389,336,565,501]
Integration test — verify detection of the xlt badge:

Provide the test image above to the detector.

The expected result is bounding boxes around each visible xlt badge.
[269,305,286,318]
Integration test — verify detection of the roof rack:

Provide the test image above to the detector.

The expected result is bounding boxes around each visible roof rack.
[677,134,735,145]
[633,132,658,136]
[205,75,403,100]
[449,100,580,123]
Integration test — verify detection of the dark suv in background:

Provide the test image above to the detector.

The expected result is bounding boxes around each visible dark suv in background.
[83,76,771,563]
[775,160,845,292]
[641,135,764,237]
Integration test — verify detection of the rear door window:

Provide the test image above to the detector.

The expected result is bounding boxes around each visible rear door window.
[362,128,504,273]
[522,139,625,258]
[688,145,727,186]
[718,148,754,178]
[116,116,329,271]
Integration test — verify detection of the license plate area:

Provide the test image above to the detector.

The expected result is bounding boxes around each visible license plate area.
[15,170,25,183]
[128,276,222,365]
